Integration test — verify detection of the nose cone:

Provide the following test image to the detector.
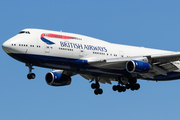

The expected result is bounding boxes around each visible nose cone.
[2,40,13,54]
[2,41,9,53]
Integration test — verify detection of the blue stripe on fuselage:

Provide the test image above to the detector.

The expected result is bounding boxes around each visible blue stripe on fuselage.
[41,37,55,45]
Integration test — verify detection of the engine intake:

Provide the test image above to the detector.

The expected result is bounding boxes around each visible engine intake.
[126,60,151,73]
[45,72,71,86]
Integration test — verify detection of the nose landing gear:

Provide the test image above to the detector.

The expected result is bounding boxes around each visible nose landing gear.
[26,63,36,79]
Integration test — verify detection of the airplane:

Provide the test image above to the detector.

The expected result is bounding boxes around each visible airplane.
[2,28,180,95]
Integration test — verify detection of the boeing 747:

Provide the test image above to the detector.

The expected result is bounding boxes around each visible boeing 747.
[2,28,180,95]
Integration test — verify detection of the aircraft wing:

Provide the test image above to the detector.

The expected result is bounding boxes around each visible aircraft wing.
[83,52,180,80]
[141,52,180,79]
[151,52,180,63]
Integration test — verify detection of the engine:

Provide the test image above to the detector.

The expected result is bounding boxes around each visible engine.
[126,60,151,73]
[45,71,71,86]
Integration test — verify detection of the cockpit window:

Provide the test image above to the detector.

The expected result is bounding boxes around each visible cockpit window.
[19,31,30,34]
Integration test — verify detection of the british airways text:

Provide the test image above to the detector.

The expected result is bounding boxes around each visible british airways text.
[60,41,107,52]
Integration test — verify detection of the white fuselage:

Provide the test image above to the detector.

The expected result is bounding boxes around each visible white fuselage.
[3,29,175,59]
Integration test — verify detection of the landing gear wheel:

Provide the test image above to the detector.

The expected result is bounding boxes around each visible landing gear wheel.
[126,84,130,89]
[129,78,137,85]
[117,85,122,93]
[130,85,135,91]
[118,86,126,92]
[27,74,31,79]
[122,87,126,92]
[27,73,36,79]
[94,89,99,95]
[134,83,140,90]
[30,73,36,79]
[98,88,103,94]
[94,88,103,95]
[112,85,118,91]
[91,83,96,89]
[91,83,100,89]
[118,88,122,93]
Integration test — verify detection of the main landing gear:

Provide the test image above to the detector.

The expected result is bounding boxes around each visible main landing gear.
[91,81,103,95]
[112,77,140,93]
[26,63,36,79]
[91,77,140,95]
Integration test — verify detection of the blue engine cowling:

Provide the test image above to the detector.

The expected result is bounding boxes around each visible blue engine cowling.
[126,60,151,73]
[45,72,71,86]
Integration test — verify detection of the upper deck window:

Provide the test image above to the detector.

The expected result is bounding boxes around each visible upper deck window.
[19,31,30,34]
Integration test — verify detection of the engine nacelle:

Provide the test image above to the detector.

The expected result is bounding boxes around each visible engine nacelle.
[126,60,151,73]
[45,72,71,86]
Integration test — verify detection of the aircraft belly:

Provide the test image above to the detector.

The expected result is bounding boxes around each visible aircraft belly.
[8,53,130,77]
